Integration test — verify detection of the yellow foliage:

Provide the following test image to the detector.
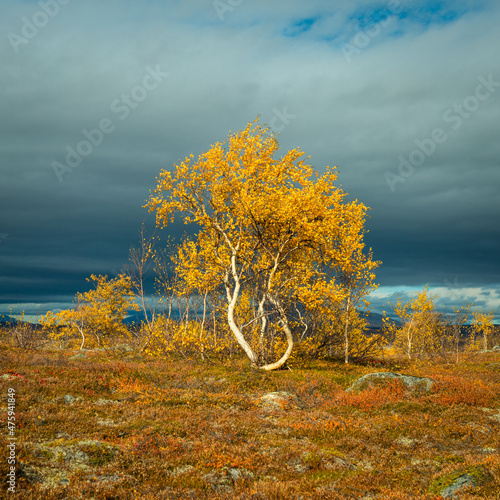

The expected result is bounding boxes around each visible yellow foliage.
[142,315,237,360]
[146,118,380,368]
[40,274,139,349]
[470,310,495,351]
[387,286,450,360]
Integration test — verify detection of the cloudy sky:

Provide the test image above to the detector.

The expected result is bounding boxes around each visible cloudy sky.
[1,0,499,321]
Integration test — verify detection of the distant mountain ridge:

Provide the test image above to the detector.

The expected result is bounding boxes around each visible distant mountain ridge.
[0,314,20,324]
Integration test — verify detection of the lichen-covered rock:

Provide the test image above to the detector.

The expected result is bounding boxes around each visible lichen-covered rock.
[69,353,87,360]
[429,466,488,499]
[95,398,121,405]
[1,373,25,381]
[24,439,119,488]
[395,436,418,448]
[64,394,78,404]
[256,391,298,410]
[346,372,434,393]
[440,473,475,498]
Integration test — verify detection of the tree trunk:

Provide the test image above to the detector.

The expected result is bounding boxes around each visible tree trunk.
[199,289,208,360]
[227,287,258,365]
[257,295,267,363]
[225,260,259,365]
[344,294,351,364]
[259,294,294,371]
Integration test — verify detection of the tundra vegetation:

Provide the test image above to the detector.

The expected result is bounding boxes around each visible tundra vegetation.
[2,120,500,498]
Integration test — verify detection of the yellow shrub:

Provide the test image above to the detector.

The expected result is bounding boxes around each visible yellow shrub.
[142,315,237,360]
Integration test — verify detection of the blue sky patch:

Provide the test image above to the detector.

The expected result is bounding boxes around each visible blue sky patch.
[283,17,319,37]
[345,0,482,36]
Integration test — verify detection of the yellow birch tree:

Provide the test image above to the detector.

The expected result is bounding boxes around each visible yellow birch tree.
[387,285,448,360]
[146,119,379,370]
[471,310,495,351]
[41,274,139,349]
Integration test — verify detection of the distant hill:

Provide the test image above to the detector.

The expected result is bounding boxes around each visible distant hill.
[0,314,19,324]
[122,309,184,326]
[0,310,432,330]
[122,310,397,329]
[360,311,402,328]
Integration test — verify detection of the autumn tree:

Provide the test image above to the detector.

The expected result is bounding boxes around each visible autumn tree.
[147,119,379,370]
[310,305,384,362]
[471,310,495,351]
[41,274,139,349]
[445,304,471,362]
[123,223,159,352]
[338,247,380,363]
[385,285,448,360]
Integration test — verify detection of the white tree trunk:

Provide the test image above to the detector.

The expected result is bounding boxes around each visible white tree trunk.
[225,252,259,365]
[344,294,351,364]
[259,294,294,371]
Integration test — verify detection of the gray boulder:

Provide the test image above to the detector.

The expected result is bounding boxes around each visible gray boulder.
[346,372,434,393]
[440,473,477,498]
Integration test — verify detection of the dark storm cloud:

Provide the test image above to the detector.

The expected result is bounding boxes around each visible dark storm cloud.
[1,0,499,319]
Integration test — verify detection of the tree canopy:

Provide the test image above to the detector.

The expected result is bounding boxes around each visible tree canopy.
[147,119,379,369]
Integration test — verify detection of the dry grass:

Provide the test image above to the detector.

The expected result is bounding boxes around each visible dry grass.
[1,344,500,499]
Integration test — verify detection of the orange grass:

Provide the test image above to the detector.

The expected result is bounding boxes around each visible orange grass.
[1,345,499,499]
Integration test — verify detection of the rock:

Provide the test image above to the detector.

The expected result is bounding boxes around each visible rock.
[96,419,118,427]
[395,436,418,448]
[429,466,488,499]
[324,457,354,470]
[115,343,134,352]
[488,410,500,422]
[95,398,121,406]
[256,391,298,410]
[1,373,24,381]
[23,440,119,491]
[171,465,195,476]
[228,468,254,481]
[64,394,77,404]
[293,463,309,474]
[346,372,434,393]
[69,353,87,360]
[440,474,475,498]
[203,466,253,492]
[203,469,234,493]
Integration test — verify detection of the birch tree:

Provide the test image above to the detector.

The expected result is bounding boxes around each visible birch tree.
[41,274,138,349]
[146,119,379,370]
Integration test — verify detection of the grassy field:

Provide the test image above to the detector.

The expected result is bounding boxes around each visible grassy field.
[2,344,500,499]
